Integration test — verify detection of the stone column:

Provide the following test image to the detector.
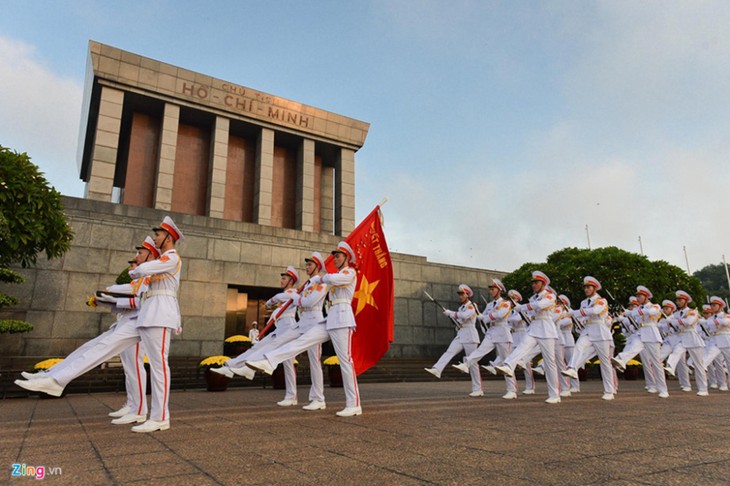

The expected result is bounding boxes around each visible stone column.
[335,148,355,235]
[85,86,124,201]
[296,138,315,232]
[320,166,334,234]
[253,127,274,226]
[208,116,229,219]
[153,103,180,211]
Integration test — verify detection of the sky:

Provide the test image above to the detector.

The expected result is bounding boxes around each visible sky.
[2,1,729,275]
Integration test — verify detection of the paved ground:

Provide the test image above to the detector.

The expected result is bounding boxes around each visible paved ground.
[3,379,729,485]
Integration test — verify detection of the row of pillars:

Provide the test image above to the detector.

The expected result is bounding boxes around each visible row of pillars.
[85,85,355,235]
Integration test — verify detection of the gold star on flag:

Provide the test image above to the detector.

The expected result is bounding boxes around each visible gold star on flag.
[353,275,380,316]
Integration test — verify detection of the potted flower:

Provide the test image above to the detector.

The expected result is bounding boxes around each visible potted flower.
[272,359,298,389]
[323,356,343,387]
[198,356,231,391]
[33,358,65,398]
[623,359,642,381]
[223,335,252,357]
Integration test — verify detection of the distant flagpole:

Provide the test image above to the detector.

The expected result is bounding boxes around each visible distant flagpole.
[638,236,644,256]
[723,255,730,292]
[585,224,592,250]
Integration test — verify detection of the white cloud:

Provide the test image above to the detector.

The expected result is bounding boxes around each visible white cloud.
[0,35,84,196]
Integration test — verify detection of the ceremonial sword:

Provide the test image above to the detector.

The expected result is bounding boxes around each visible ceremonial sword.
[423,290,461,330]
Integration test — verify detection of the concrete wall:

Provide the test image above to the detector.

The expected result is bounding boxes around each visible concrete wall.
[0,197,505,359]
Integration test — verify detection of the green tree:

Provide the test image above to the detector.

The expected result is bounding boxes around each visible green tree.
[0,146,74,334]
[693,263,730,301]
[0,146,74,267]
[502,247,705,310]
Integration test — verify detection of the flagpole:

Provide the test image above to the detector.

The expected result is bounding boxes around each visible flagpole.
[723,255,730,293]
[378,197,388,207]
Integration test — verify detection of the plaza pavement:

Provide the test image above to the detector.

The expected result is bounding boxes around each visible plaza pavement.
[3,379,730,485]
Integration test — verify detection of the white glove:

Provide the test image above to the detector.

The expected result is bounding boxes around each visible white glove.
[175,326,183,336]
[96,293,117,305]
[515,304,527,313]
[443,309,453,318]
[265,298,275,309]
[569,309,582,318]
[309,275,323,285]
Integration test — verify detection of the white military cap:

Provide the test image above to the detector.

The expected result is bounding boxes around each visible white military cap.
[558,294,571,308]
[281,266,299,284]
[331,241,356,264]
[458,284,473,297]
[583,276,601,290]
[531,271,550,285]
[661,300,676,311]
[636,285,653,299]
[135,236,160,259]
[305,251,325,271]
[508,289,522,302]
[490,279,506,293]
[675,290,692,303]
[153,216,184,242]
[710,296,725,307]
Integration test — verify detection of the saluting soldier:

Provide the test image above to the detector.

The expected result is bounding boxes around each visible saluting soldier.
[425,284,483,397]
[453,279,517,399]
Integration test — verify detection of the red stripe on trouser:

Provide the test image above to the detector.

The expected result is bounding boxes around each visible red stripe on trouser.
[348,328,360,407]
[161,328,168,421]
[135,343,144,415]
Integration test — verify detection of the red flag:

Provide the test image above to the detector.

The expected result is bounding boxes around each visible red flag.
[323,206,394,375]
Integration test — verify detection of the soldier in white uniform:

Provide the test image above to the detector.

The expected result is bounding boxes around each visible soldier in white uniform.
[308,241,362,417]
[247,253,330,411]
[566,277,615,400]
[495,271,561,404]
[15,238,155,425]
[500,290,536,394]
[629,286,668,397]
[664,291,707,396]
[556,295,580,392]
[700,304,728,390]
[452,279,517,399]
[658,300,691,391]
[703,296,730,386]
[126,216,184,432]
[425,284,482,397]
[244,266,302,406]
[248,322,260,343]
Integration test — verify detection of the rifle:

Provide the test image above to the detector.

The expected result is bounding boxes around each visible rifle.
[478,294,490,334]
[605,288,639,334]
[424,290,461,330]
[552,290,584,332]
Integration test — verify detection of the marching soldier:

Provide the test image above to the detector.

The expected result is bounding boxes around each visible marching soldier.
[15,236,156,423]
[664,291,707,395]
[452,279,517,399]
[567,277,615,400]
[247,252,330,411]
[495,271,561,404]
[425,284,482,397]
[556,295,580,392]
[629,286,668,398]
[308,241,362,416]
[127,216,184,432]
[658,300,691,392]
[703,296,730,387]
[241,266,302,406]
[248,322,260,343]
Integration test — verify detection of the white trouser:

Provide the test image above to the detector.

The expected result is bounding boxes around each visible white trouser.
[555,341,570,393]
[710,355,728,387]
[49,321,141,389]
[590,340,615,395]
[563,345,579,390]
[568,334,594,370]
[641,341,667,394]
[139,327,172,422]
[264,324,330,403]
[433,338,481,393]
[465,338,516,393]
[512,330,534,391]
[329,327,360,408]
[226,329,296,368]
[614,335,644,366]
[704,346,730,387]
[504,335,559,399]
[119,342,148,416]
[640,350,656,389]
[666,344,697,388]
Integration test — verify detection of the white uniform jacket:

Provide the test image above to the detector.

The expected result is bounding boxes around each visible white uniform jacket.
[323,266,357,330]
[671,308,704,348]
[577,295,612,342]
[128,249,181,329]
[708,312,730,348]
[295,279,328,333]
[445,301,479,344]
[478,297,512,343]
[520,290,557,339]
[630,302,661,343]
[556,311,575,347]
[267,288,299,333]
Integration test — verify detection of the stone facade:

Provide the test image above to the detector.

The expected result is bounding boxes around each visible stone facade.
[0,197,505,359]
